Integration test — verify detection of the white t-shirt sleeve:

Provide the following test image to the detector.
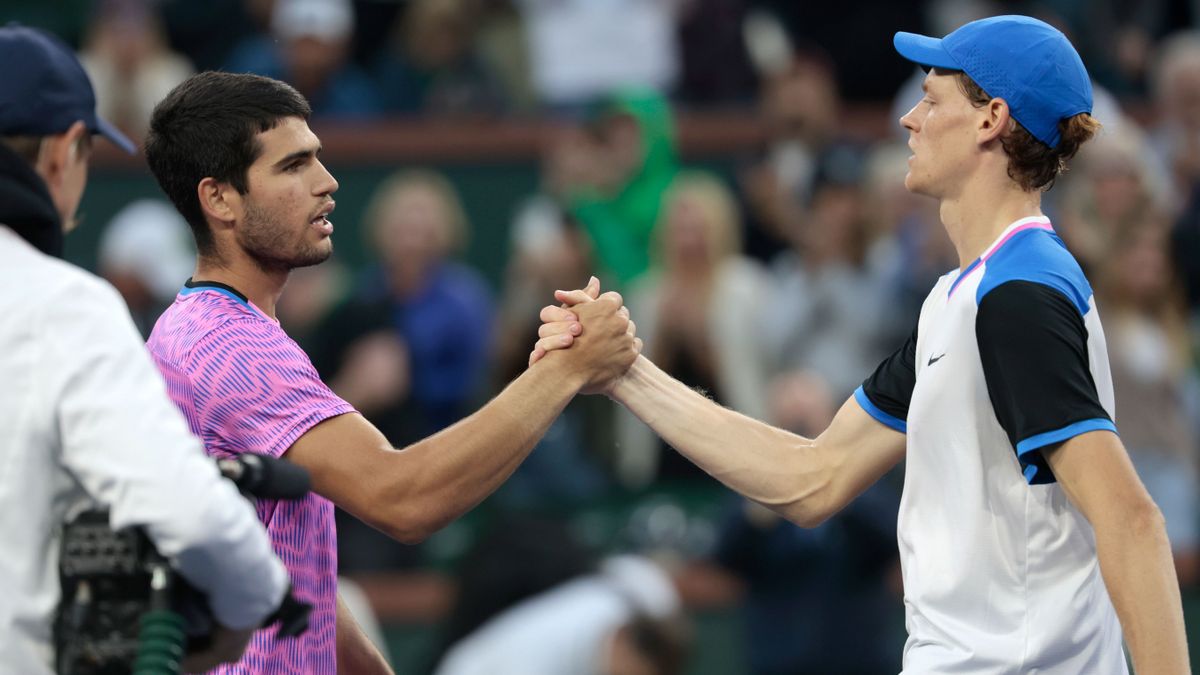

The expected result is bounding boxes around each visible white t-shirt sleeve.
[43,274,287,630]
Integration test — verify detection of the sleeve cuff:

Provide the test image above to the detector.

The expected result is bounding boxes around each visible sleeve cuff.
[854,386,907,434]
[1015,417,1118,484]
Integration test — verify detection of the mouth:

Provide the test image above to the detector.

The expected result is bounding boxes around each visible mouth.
[311,201,335,235]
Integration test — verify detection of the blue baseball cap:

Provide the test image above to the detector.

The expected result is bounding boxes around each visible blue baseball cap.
[893,15,1092,149]
[0,24,136,154]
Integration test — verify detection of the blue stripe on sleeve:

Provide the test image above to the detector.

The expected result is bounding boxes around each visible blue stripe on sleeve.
[1015,418,1118,456]
[854,386,907,434]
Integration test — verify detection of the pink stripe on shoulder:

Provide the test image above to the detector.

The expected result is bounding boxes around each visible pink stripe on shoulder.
[981,218,1052,262]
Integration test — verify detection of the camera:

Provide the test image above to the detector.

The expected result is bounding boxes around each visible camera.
[54,454,312,675]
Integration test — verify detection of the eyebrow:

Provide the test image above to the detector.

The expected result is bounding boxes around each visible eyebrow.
[272,145,322,169]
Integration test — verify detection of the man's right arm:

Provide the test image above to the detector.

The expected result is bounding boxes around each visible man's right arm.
[609,355,905,526]
[284,290,638,543]
[46,276,287,631]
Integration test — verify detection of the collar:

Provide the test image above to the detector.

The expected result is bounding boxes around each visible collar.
[0,141,63,258]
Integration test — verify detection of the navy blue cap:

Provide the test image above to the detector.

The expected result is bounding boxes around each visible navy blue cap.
[0,24,135,154]
[894,15,1092,149]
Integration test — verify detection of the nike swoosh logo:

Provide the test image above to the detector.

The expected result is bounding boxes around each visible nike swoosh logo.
[927,353,946,366]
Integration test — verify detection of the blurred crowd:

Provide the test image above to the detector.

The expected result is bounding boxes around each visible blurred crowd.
[21,0,1200,671]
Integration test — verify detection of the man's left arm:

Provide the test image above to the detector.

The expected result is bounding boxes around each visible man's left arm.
[975,280,1189,673]
[337,593,393,675]
[1046,432,1188,674]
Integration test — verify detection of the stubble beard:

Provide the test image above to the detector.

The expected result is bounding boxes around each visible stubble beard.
[239,200,332,274]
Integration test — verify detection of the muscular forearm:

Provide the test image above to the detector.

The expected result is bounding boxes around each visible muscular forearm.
[381,353,584,539]
[611,357,898,526]
[1096,507,1189,674]
[336,593,393,675]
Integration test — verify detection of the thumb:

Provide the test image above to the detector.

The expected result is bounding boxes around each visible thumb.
[585,276,601,299]
[555,288,595,306]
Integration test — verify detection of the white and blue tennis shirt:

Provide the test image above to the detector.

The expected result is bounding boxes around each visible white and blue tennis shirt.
[855,217,1127,674]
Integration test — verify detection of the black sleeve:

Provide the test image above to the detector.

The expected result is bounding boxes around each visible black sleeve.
[976,280,1115,484]
[858,319,918,432]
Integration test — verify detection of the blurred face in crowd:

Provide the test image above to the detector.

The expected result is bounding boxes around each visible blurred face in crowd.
[374,182,454,279]
[1112,225,1172,305]
[1090,158,1145,225]
[234,116,338,272]
[762,59,839,144]
[900,70,981,200]
[663,193,714,270]
[284,35,348,96]
[1161,58,1200,132]
[405,0,473,68]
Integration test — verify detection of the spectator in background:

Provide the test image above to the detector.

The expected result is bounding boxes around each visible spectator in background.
[517,0,679,109]
[738,53,841,263]
[617,172,770,488]
[565,89,678,288]
[713,371,902,675]
[97,198,195,338]
[860,142,954,349]
[1095,219,1200,587]
[761,145,895,399]
[311,170,493,439]
[1148,30,1200,214]
[224,0,382,120]
[674,0,757,105]
[78,0,193,140]
[374,0,505,116]
[435,547,688,675]
[1058,125,1170,274]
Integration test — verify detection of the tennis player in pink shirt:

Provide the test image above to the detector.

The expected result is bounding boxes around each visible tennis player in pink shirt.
[143,71,639,674]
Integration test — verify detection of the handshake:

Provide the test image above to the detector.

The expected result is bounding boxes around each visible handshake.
[525,276,643,395]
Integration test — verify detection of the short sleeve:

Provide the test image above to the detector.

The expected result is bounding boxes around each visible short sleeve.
[856,320,917,433]
[189,318,355,458]
[976,281,1116,484]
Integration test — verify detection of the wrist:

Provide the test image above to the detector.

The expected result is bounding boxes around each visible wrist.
[533,349,589,395]
[607,355,648,403]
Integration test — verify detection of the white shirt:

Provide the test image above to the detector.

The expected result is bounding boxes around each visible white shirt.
[0,226,288,674]
[857,218,1126,673]
[435,556,680,675]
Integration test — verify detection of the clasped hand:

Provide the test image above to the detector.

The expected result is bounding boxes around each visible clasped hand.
[528,276,641,394]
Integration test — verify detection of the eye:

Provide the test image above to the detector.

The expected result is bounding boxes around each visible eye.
[284,161,303,173]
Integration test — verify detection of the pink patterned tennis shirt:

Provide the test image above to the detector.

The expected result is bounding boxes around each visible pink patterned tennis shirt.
[147,280,355,674]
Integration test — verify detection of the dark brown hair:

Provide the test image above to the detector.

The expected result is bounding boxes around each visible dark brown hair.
[953,71,1101,191]
[145,72,311,257]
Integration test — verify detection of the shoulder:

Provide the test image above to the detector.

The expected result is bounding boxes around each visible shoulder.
[977,227,1091,315]
[154,293,291,365]
[1,238,129,324]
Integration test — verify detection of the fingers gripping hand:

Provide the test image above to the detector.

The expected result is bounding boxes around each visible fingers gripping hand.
[528,276,601,366]
[569,291,639,394]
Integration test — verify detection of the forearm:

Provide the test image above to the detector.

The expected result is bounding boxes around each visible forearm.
[611,356,839,525]
[337,593,393,675]
[1096,508,1189,674]
[383,353,584,537]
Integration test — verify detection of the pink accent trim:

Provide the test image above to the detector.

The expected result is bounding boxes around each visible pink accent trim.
[947,218,1053,299]
[981,219,1052,262]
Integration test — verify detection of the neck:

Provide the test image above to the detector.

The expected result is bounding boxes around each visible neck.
[938,176,1043,268]
[193,254,289,319]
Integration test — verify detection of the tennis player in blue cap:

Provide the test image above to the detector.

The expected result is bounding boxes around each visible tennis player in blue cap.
[535,14,1189,673]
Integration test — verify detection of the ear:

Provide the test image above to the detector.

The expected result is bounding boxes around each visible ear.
[978,98,1011,146]
[35,120,89,187]
[196,176,240,233]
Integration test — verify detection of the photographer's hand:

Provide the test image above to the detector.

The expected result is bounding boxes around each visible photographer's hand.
[180,624,255,673]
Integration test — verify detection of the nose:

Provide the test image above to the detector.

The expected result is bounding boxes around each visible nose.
[900,104,919,134]
[315,159,339,196]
